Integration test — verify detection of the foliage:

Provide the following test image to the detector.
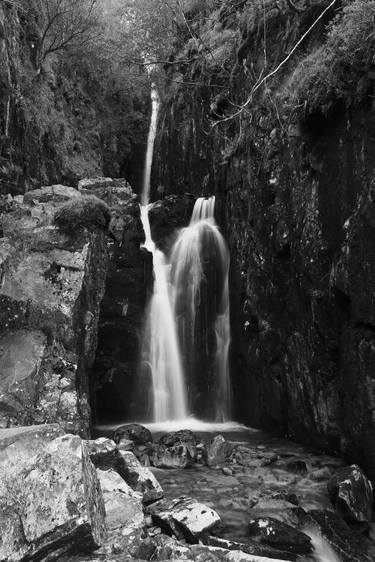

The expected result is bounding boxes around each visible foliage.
[54,195,111,232]
[288,0,375,114]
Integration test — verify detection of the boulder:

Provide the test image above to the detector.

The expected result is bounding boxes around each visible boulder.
[150,442,196,469]
[148,496,220,543]
[0,431,107,561]
[327,465,374,525]
[150,430,198,468]
[248,518,312,555]
[204,434,233,467]
[97,468,143,531]
[113,423,153,446]
[159,429,198,448]
[118,449,163,504]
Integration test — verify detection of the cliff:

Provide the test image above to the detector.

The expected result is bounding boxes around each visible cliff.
[0,1,148,195]
[154,0,375,478]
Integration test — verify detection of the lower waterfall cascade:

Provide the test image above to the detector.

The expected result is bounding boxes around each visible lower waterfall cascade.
[140,196,232,423]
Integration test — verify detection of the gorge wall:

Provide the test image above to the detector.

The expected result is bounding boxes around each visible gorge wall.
[0,1,148,195]
[154,0,375,479]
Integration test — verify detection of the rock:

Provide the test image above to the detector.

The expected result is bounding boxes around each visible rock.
[203,535,297,561]
[249,499,305,528]
[283,459,307,473]
[159,429,198,448]
[248,517,312,555]
[0,432,107,561]
[148,496,221,543]
[23,184,81,204]
[0,188,109,433]
[97,468,143,531]
[85,437,125,473]
[113,423,153,446]
[78,177,133,204]
[150,430,198,468]
[306,510,375,562]
[151,442,196,469]
[204,434,233,467]
[118,449,163,504]
[327,465,374,525]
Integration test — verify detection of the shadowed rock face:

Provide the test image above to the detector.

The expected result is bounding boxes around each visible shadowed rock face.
[151,3,375,480]
[0,185,109,434]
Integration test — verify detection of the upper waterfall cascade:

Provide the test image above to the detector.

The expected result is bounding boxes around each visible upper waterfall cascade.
[139,86,231,423]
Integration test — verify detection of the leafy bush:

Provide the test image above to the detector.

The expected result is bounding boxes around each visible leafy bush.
[288,0,375,113]
[53,194,111,233]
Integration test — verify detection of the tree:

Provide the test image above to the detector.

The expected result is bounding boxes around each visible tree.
[33,0,100,69]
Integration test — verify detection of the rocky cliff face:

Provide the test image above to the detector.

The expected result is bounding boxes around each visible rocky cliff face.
[0,2,147,196]
[154,0,375,478]
[0,184,110,434]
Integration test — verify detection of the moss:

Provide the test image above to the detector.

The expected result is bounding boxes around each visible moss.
[288,1,375,114]
[53,195,111,233]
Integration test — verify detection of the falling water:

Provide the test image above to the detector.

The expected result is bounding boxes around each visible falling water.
[304,528,342,562]
[140,83,188,422]
[171,196,231,421]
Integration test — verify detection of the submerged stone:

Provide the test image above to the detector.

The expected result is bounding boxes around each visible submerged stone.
[204,434,233,467]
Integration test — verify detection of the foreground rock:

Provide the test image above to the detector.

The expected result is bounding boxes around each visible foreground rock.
[0,430,107,561]
[327,465,374,526]
[86,437,164,504]
[248,518,312,555]
[118,449,164,504]
[97,468,143,531]
[148,496,221,543]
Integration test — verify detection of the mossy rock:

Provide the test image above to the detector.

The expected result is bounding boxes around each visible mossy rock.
[54,195,111,233]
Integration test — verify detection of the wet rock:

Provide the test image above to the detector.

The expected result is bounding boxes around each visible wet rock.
[203,535,297,561]
[249,499,304,528]
[283,459,307,473]
[204,434,233,467]
[306,510,375,562]
[151,442,196,469]
[97,468,143,531]
[327,465,374,525]
[248,517,312,555]
[148,496,221,543]
[113,423,153,446]
[159,429,198,448]
[150,430,198,469]
[118,449,163,504]
[0,432,107,561]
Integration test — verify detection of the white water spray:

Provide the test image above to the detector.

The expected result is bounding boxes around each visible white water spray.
[140,84,188,422]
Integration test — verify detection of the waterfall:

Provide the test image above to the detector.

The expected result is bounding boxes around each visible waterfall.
[140,83,188,422]
[139,84,231,423]
[171,196,232,421]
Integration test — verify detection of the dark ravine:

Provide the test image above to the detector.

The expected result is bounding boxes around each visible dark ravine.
[152,1,375,479]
